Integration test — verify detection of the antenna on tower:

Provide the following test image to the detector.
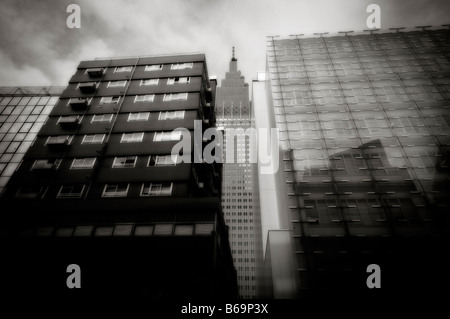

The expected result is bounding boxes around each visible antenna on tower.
[232,46,237,61]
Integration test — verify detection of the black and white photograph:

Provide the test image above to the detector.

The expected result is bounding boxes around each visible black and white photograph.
[0,0,449,316]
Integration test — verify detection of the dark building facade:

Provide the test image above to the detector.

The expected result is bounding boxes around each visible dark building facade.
[255,27,450,300]
[1,54,237,303]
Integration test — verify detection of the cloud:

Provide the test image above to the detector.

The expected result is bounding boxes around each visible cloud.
[0,51,52,86]
[0,0,449,87]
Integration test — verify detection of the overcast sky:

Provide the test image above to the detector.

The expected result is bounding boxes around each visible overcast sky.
[1,0,449,88]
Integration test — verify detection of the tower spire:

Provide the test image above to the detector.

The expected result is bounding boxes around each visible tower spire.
[232,46,237,61]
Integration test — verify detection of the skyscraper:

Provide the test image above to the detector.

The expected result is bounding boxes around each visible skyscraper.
[0,86,64,195]
[1,54,237,302]
[254,26,450,300]
[216,49,260,298]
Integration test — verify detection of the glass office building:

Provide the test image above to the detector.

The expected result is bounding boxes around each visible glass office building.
[259,27,450,299]
[0,86,64,195]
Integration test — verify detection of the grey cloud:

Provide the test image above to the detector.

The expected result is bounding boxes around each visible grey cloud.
[1,0,449,86]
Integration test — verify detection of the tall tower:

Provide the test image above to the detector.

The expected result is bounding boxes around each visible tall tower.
[0,54,237,303]
[216,49,260,299]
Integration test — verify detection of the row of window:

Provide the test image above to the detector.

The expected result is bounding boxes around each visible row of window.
[34,222,214,238]
[45,130,182,145]
[32,155,178,170]
[298,198,421,224]
[57,110,186,124]
[67,93,188,107]
[16,182,174,199]
[77,77,191,90]
[100,63,194,74]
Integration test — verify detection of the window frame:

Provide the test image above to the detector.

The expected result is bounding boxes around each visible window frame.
[113,66,133,73]
[57,184,86,199]
[153,131,182,142]
[140,182,173,196]
[170,63,193,70]
[134,94,155,103]
[148,154,178,166]
[144,64,163,71]
[121,132,144,143]
[102,183,129,197]
[158,110,185,120]
[91,114,114,123]
[167,77,190,85]
[112,156,138,168]
[163,93,188,101]
[140,78,159,86]
[70,157,97,170]
[127,112,150,122]
[81,134,106,144]
[99,96,120,105]
[107,80,127,88]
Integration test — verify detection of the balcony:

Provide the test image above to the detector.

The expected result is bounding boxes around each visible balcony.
[69,97,89,110]
[58,115,81,128]
[78,82,97,94]
[31,159,61,170]
[45,135,71,147]
[86,68,104,78]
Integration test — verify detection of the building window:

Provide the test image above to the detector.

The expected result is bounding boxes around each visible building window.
[73,225,93,237]
[82,134,105,144]
[113,224,133,236]
[148,155,178,166]
[57,185,85,198]
[140,79,159,86]
[32,158,62,170]
[102,183,129,197]
[114,66,133,73]
[154,224,173,235]
[163,93,188,101]
[174,224,194,235]
[134,94,155,103]
[167,77,190,85]
[195,223,214,235]
[94,226,114,236]
[140,182,173,196]
[99,96,120,104]
[107,81,127,88]
[112,156,137,168]
[71,158,96,169]
[145,64,163,71]
[158,110,185,120]
[45,135,72,146]
[128,112,150,121]
[15,186,47,199]
[153,131,182,142]
[57,115,82,125]
[121,132,144,143]
[92,114,114,123]
[134,225,154,236]
[170,63,193,70]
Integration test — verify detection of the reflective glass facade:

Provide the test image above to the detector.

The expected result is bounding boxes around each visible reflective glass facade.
[265,28,450,298]
[0,87,63,195]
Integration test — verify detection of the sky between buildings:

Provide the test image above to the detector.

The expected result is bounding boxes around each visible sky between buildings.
[0,0,449,87]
